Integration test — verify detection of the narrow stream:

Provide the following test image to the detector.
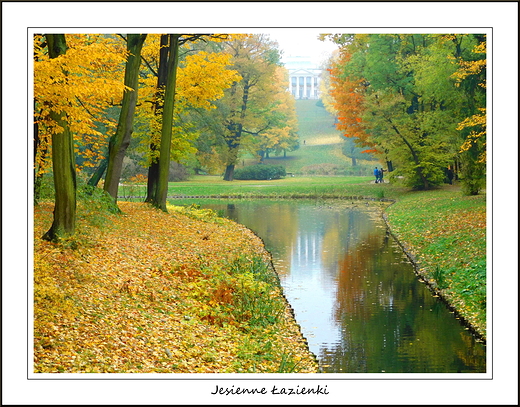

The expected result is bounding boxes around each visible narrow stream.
[173,198,486,373]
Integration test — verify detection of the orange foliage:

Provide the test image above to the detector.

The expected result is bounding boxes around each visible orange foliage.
[328,50,378,153]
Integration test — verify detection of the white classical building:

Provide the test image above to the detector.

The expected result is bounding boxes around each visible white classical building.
[284,56,322,100]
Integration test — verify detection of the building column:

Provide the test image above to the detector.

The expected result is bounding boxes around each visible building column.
[303,76,307,99]
[310,76,315,99]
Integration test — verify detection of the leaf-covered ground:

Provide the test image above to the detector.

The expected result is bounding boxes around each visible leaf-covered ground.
[385,186,486,339]
[34,201,318,373]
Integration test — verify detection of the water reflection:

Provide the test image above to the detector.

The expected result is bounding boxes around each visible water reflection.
[172,199,486,373]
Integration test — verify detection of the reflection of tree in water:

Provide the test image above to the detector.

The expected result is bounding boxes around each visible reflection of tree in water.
[229,201,301,277]
[335,233,387,319]
[217,200,485,373]
[318,229,486,373]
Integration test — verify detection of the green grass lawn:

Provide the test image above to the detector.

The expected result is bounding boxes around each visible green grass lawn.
[118,175,393,200]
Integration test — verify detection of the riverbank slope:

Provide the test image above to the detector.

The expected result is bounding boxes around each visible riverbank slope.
[384,184,487,340]
[34,201,318,373]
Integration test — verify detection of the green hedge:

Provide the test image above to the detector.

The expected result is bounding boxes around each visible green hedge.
[234,164,286,180]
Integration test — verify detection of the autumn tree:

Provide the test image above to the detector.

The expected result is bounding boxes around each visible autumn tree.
[142,34,169,202]
[325,34,486,190]
[327,48,378,156]
[34,34,127,193]
[40,34,76,241]
[104,34,147,202]
[223,35,280,180]
[133,34,241,209]
[246,66,299,161]
[192,35,287,181]
[451,37,487,195]
[34,34,127,240]
[150,34,180,210]
[318,53,339,118]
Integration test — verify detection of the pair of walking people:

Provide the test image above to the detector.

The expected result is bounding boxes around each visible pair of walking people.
[374,167,385,183]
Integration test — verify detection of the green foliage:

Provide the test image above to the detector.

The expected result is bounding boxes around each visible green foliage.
[168,203,225,224]
[77,182,121,224]
[392,161,446,190]
[341,136,376,164]
[432,265,447,290]
[234,164,286,180]
[34,174,56,202]
[277,351,304,373]
[193,254,285,329]
[459,146,486,195]
[327,34,487,192]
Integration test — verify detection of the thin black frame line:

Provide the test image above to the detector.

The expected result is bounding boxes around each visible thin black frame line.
[28,26,493,29]
[28,28,492,380]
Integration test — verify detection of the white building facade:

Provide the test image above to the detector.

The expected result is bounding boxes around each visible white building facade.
[285,56,322,100]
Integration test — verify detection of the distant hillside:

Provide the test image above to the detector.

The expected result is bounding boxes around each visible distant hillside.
[244,99,376,175]
[294,99,342,145]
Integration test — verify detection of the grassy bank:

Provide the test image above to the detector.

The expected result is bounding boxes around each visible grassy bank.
[384,186,487,339]
[34,200,318,373]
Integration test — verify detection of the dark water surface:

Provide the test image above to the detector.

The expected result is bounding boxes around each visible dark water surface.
[174,198,486,373]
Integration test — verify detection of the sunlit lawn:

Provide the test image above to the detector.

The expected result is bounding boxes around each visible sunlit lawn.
[117,175,400,201]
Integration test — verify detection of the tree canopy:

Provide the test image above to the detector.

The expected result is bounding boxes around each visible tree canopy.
[323,33,486,192]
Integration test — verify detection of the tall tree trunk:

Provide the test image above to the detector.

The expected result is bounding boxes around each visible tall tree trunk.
[223,82,250,181]
[145,161,159,202]
[42,34,76,242]
[223,124,241,181]
[153,34,180,211]
[146,34,169,203]
[389,121,429,189]
[224,164,235,181]
[104,34,147,201]
[87,157,108,188]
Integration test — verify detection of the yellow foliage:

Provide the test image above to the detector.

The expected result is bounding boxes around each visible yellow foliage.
[135,39,241,167]
[176,51,241,110]
[452,40,486,88]
[34,34,127,169]
[458,108,486,163]
[452,40,487,163]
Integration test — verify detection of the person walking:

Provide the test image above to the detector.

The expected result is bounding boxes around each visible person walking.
[378,167,385,183]
[374,167,380,183]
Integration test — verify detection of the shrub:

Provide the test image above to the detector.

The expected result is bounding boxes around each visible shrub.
[169,161,191,182]
[300,163,372,176]
[234,164,286,180]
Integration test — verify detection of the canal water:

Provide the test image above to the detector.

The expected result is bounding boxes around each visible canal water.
[173,198,486,373]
